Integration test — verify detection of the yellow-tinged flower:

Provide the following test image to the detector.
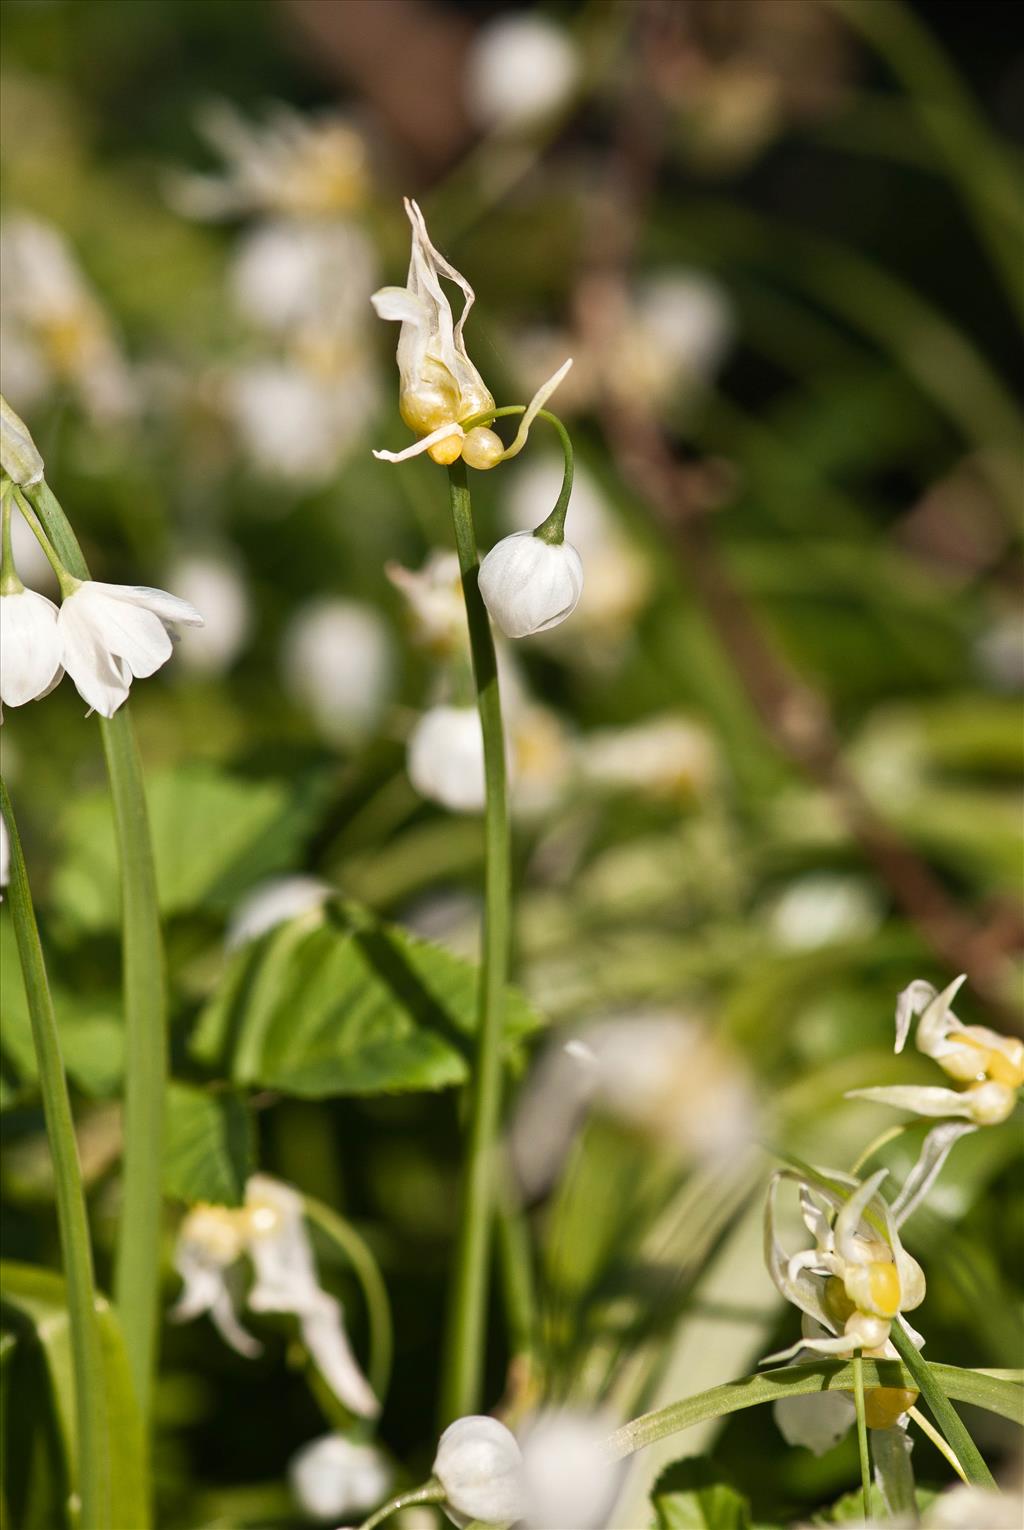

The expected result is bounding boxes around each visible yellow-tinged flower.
[371,200,570,467]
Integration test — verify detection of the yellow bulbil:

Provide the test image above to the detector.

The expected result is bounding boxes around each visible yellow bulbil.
[427,434,465,466]
[461,426,505,470]
[864,1385,918,1429]
[843,1258,901,1320]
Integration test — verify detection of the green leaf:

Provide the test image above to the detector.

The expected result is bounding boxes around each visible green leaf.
[163,1082,254,1206]
[51,761,330,930]
[652,1458,751,1530]
[0,1261,149,1529]
[191,902,543,1098]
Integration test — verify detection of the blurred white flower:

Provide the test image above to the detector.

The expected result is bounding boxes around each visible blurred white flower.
[923,1483,1024,1529]
[0,394,44,485]
[407,705,486,814]
[465,14,579,133]
[371,199,569,468]
[230,218,378,339]
[479,531,583,639]
[433,1416,527,1530]
[289,1433,392,1522]
[616,272,735,405]
[225,360,377,483]
[282,597,394,745]
[386,550,466,656]
[170,1176,378,1418]
[0,215,135,422]
[1,588,63,709]
[168,554,250,674]
[578,714,716,801]
[503,456,651,637]
[168,102,368,220]
[975,606,1024,693]
[511,1011,755,1198]
[509,702,573,819]
[226,875,332,950]
[766,874,881,950]
[58,580,203,717]
[519,1410,620,1530]
[847,974,1023,1128]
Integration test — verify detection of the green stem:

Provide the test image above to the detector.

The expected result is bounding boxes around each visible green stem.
[462,406,575,542]
[853,1353,872,1521]
[439,459,512,1425]
[0,781,110,1528]
[303,1195,394,1405]
[889,1320,996,1489]
[1,487,21,592]
[21,477,167,1426]
[908,1405,968,1485]
[355,1481,445,1530]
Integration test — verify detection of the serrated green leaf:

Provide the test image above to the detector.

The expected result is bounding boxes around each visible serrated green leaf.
[51,761,330,930]
[0,1261,149,1528]
[163,1082,253,1207]
[652,1458,751,1530]
[191,902,543,1097]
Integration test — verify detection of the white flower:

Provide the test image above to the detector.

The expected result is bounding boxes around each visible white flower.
[433,1416,527,1530]
[371,199,570,467]
[766,874,881,951]
[167,102,368,220]
[407,705,487,813]
[282,598,394,745]
[225,361,377,483]
[627,272,735,397]
[578,715,716,800]
[773,1388,856,1456]
[57,580,203,717]
[289,1433,392,1522]
[519,1410,620,1530]
[846,975,1023,1128]
[230,219,377,338]
[170,1177,378,1419]
[923,1483,1024,1529]
[478,531,583,639]
[1,588,63,708]
[386,551,466,656]
[168,554,250,674]
[465,15,579,133]
[226,875,332,950]
[245,1176,379,1418]
[0,394,44,485]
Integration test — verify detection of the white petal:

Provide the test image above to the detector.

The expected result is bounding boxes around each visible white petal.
[299,1297,380,1418]
[762,1332,860,1364]
[70,586,174,678]
[58,594,132,717]
[774,1391,856,1455]
[833,1168,888,1264]
[371,285,428,325]
[845,1085,977,1119]
[891,1121,977,1227]
[915,974,968,1059]
[372,421,464,463]
[894,978,937,1052]
[210,1287,264,1359]
[87,581,204,628]
[499,358,573,460]
[0,590,63,706]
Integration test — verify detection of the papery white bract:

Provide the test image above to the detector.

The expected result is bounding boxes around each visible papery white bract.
[407,705,487,814]
[433,1416,527,1530]
[58,580,203,717]
[478,531,583,639]
[1,588,63,708]
[465,15,579,133]
[288,1433,392,1522]
[282,597,394,744]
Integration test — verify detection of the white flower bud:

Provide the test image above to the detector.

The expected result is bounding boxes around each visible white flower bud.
[433,1416,527,1529]
[478,531,583,639]
[0,395,44,486]
[407,706,486,814]
[288,1433,392,1522]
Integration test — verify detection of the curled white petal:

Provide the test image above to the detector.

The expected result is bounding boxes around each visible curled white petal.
[500,358,573,461]
[891,1121,977,1227]
[846,1084,980,1120]
[372,421,465,463]
[894,978,938,1053]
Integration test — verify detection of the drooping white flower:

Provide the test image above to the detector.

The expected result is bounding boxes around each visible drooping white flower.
[170,1203,262,1358]
[465,15,579,133]
[288,1433,392,1522]
[433,1416,527,1530]
[245,1176,379,1418]
[167,102,368,220]
[57,580,203,717]
[478,531,583,639]
[773,1386,857,1456]
[167,554,250,675]
[578,714,717,800]
[371,199,570,467]
[846,975,1023,1128]
[1,588,63,708]
[226,875,332,950]
[519,1410,620,1530]
[386,550,466,656]
[407,705,487,814]
[282,597,394,745]
[0,394,44,485]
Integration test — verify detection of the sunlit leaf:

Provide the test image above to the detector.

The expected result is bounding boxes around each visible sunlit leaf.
[163,1082,254,1207]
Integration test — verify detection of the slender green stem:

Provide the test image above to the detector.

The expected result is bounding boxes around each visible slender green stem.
[908,1406,968,1485]
[439,459,512,1425]
[851,1122,912,1177]
[303,1195,394,1405]
[853,1354,872,1521]
[21,477,167,1426]
[889,1320,996,1489]
[355,1481,444,1530]
[461,406,575,542]
[0,781,110,1528]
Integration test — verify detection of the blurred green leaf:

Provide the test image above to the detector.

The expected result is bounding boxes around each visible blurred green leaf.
[51,762,331,930]
[0,1261,148,1529]
[163,1082,253,1207]
[191,902,543,1097]
[652,1457,752,1529]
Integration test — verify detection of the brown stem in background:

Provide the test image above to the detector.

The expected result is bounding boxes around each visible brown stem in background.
[582,0,1021,1021]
